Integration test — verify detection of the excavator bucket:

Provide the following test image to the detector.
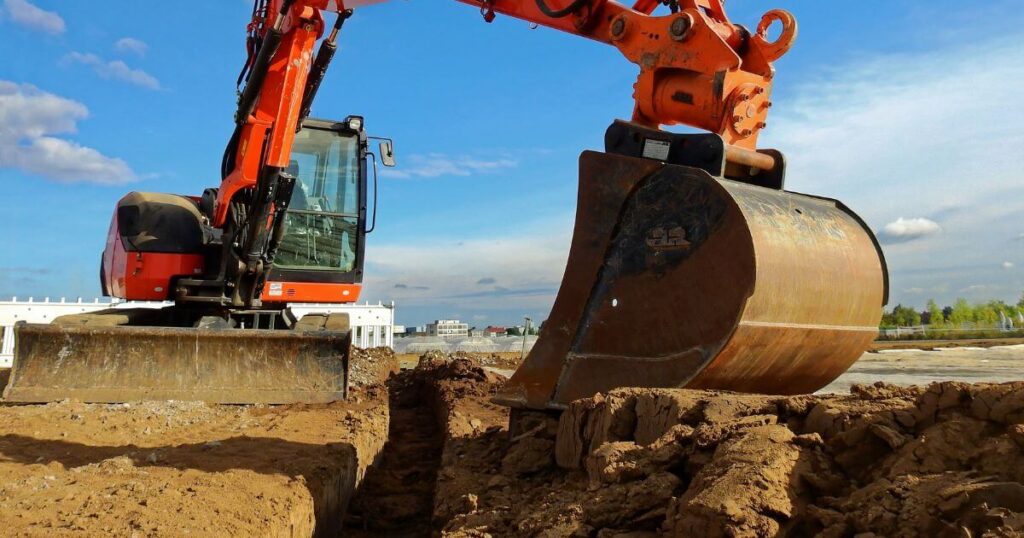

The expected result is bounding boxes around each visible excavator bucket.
[3,313,350,404]
[495,126,887,411]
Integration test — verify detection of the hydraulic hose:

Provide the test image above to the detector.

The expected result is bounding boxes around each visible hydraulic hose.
[298,9,353,126]
[234,0,296,125]
[534,0,589,18]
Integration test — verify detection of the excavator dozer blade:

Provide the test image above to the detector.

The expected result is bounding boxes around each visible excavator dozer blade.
[495,150,887,411]
[3,323,349,404]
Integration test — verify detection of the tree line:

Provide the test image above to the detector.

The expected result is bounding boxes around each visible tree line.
[881,294,1024,329]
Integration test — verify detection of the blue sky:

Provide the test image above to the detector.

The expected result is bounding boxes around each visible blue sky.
[1,0,1022,327]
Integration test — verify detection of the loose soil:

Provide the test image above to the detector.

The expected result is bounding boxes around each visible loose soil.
[397,352,524,372]
[418,355,1024,537]
[0,347,398,537]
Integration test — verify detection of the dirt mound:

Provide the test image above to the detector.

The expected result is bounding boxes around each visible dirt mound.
[349,346,401,388]
[470,352,524,371]
[0,385,390,536]
[396,351,524,372]
[413,352,507,436]
[433,380,1024,537]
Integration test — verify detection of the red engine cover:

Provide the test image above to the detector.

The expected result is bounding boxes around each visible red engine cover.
[101,197,205,301]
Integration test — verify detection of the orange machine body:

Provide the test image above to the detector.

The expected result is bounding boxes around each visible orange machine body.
[102,193,363,305]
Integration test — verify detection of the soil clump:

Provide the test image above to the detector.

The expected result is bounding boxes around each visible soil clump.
[419,359,1024,537]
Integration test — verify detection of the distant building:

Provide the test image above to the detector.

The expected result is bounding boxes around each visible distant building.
[427,319,469,339]
[483,326,507,337]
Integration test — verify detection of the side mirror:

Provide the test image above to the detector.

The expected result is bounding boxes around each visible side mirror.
[379,140,396,167]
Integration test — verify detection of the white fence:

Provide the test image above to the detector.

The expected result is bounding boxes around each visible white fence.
[291,302,395,349]
[0,298,395,367]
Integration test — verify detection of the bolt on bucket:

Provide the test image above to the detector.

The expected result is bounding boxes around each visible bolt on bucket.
[494,150,887,411]
[3,323,350,404]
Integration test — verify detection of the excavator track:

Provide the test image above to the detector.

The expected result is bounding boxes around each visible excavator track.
[2,311,351,404]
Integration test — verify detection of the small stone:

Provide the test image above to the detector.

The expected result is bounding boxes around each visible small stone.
[868,422,909,450]
[460,493,479,512]
[470,419,482,430]
[486,475,510,490]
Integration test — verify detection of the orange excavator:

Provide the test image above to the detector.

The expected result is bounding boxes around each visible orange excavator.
[4,0,887,411]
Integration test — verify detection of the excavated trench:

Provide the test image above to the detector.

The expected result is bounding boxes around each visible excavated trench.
[343,370,445,536]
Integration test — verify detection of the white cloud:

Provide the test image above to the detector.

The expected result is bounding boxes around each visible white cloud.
[63,52,161,90]
[2,0,64,34]
[959,284,1002,294]
[766,40,1024,217]
[114,37,148,57]
[363,219,571,313]
[381,153,517,179]
[1003,261,1015,270]
[0,81,135,184]
[877,217,942,244]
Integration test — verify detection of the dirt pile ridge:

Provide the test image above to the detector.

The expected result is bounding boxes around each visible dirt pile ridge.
[416,353,1024,537]
[349,347,401,388]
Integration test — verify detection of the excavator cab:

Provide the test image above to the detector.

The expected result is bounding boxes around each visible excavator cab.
[258,117,373,305]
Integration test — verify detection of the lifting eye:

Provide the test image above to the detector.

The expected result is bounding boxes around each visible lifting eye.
[754,9,798,62]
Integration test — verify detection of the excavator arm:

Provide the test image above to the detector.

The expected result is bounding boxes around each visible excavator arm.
[458,0,796,149]
[209,0,795,308]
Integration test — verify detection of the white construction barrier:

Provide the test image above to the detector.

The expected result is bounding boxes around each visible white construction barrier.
[0,298,395,367]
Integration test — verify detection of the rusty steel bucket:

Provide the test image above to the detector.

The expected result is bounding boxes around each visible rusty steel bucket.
[3,322,349,404]
[494,150,887,411]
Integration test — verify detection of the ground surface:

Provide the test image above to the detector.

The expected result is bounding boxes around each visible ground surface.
[822,345,1024,394]
[0,345,1021,536]
[872,338,1024,351]
[0,348,398,537]
[424,354,1024,537]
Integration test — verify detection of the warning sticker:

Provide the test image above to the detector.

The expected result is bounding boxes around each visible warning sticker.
[642,139,671,161]
[268,283,284,297]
